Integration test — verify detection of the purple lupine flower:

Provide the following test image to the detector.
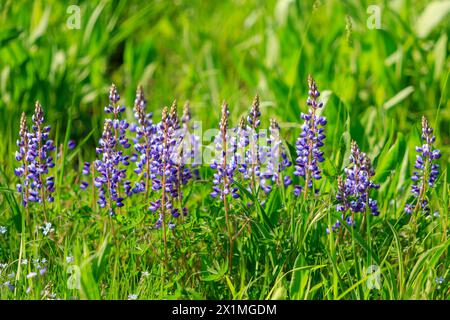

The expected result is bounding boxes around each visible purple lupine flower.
[210,102,239,200]
[15,112,34,207]
[294,75,326,197]
[83,85,131,214]
[247,95,262,189]
[106,84,130,149]
[94,120,127,215]
[68,140,76,150]
[259,119,292,193]
[331,141,379,233]
[170,101,192,220]
[150,103,187,230]
[405,116,441,215]
[235,116,251,181]
[132,86,155,196]
[80,161,91,189]
[180,101,201,176]
[19,102,56,208]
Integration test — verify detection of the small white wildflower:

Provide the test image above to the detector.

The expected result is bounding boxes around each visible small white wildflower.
[21,259,28,265]
[434,211,440,218]
[26,272,37,279]
[66,256,74,264]
[0,263,7,269]
[128,294,138,300]
[142,271,150,277]
[0,226,7,234]
[40,222,54,236]
[8,272,15,278]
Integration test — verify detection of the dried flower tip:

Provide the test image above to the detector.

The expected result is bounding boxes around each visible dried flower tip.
[239,115,246,129]
[220,101,229,132]
[248,94,261,128]
[109,84,120,104]
[169,99,178,123]
[270,118,280,131]
[307,75,322,108]
[182,101,191,124]
[20,112,27,137]
[33,101,44,125]
[134,86,147,124]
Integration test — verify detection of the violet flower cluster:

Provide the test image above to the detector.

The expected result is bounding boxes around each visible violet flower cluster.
[246,95,262,188]
[15,102,56,208]
[294,75,326,197]
[81,84,131,215]
[211,102,239,200]
[259,119,292,193]
[150,102,191,230]
[328,141,380,233]
[181,102,201,174]
[131,85,154,195]
[232,96,262,191]
[216,97,292,198]
[404,116,441,215]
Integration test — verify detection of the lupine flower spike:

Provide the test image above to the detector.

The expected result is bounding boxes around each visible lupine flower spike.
[329,141,379,233]
[16,102,57,222]
[211,102,239,200]
[211,101,237,271]
[294,75,326,197]
[15,113,31,209]
[247,94,261,190]
[94,121,126,215]
[181,101,200,172]
[405,116,441,216]
[258,119,292,193]
[82,85,131,215]
[132,85,153,197]
[268,119,292,186]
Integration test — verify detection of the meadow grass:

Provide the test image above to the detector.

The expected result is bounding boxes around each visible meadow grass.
[0,0,448,300]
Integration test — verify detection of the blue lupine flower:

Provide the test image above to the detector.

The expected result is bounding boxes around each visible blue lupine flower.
[405,116,441,215]
[331,141,380,232]
[83,85,132,215]
[150,103,188,229]
[15,103,56,209]
[246,95,261,189]
[210,102,239,200]
[68,140,76,150]
[259,119,292,193]
[180,101,201,176]
[94,120,128,215]
[15,113,31,207]
[132,86,155,195]
[294,75,326,196]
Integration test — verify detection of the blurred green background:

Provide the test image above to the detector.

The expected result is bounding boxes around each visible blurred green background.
[0,0,449,166]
